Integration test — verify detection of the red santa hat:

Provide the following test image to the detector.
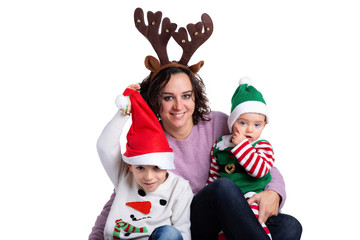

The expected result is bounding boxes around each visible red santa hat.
[116,88,175,169]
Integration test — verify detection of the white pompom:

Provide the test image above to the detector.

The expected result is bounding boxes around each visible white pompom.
[239,76,252,86]
[115,94,130,109]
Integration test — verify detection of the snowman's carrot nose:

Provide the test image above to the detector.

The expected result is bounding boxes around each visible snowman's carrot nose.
[126,201,151,214]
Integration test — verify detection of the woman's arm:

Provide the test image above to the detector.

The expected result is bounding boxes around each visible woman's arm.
[247,166,286,224]
[265,166,286,208]
[88,191,115,240]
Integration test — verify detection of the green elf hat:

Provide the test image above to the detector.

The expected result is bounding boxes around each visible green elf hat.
[227,77,269,132]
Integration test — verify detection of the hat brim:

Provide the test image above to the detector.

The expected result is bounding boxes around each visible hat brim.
[228,101,268,132]
[122,152,175,170]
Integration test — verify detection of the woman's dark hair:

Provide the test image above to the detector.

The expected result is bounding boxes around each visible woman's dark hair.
[139,67,211,125]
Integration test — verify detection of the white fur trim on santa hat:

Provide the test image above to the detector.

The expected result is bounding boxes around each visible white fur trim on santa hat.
[227,101,269,132]
[122,152,175,170]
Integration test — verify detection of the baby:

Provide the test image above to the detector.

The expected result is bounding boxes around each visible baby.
[208,77,275,239]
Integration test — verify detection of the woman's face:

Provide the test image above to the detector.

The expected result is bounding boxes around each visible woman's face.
[159,73,195,139]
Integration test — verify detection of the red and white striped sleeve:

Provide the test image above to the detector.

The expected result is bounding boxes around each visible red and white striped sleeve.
[207,141,221,184]
[231,139,275,178]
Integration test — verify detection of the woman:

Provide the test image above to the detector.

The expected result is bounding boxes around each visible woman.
[90,67,302,239]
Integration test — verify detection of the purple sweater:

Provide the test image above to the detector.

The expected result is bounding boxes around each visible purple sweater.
[89,111,286,239]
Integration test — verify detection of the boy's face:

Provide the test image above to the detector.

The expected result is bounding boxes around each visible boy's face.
[128,165,168,192]
[232,113,267,142]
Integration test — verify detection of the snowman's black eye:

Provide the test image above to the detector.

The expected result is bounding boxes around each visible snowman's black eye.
[138,189,146,197]
[159,199,167,206]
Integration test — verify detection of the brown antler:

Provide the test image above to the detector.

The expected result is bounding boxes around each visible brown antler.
[172,13,213,65]
[134,8,177,65]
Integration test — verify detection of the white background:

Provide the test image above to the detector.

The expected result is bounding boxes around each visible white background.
[1,0,359,239]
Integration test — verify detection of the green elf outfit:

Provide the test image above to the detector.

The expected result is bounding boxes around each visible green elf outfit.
[208,77,274,239]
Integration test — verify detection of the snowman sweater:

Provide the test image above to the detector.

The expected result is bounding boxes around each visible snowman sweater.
[99,114,193,240]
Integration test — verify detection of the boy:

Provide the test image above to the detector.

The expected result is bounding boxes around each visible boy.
[99,87,193,240]
[208,77,274,239]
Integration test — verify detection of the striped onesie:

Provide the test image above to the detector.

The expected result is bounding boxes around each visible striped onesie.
[208,134,275,239]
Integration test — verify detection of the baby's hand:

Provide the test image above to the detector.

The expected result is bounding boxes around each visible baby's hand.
[232,126,246,146]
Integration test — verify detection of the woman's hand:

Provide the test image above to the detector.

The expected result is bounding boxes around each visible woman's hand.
[247,190,280,224]
[127,84,140,91]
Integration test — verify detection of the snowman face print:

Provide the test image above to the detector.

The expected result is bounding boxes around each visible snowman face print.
[114,189,169,237]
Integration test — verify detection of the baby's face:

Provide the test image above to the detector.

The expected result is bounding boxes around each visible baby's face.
[232,113,266,143]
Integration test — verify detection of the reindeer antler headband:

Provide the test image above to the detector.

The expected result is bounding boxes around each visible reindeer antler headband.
[134,8,213,80]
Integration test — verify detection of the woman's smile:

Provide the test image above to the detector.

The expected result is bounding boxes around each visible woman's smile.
[171,112,186,118]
